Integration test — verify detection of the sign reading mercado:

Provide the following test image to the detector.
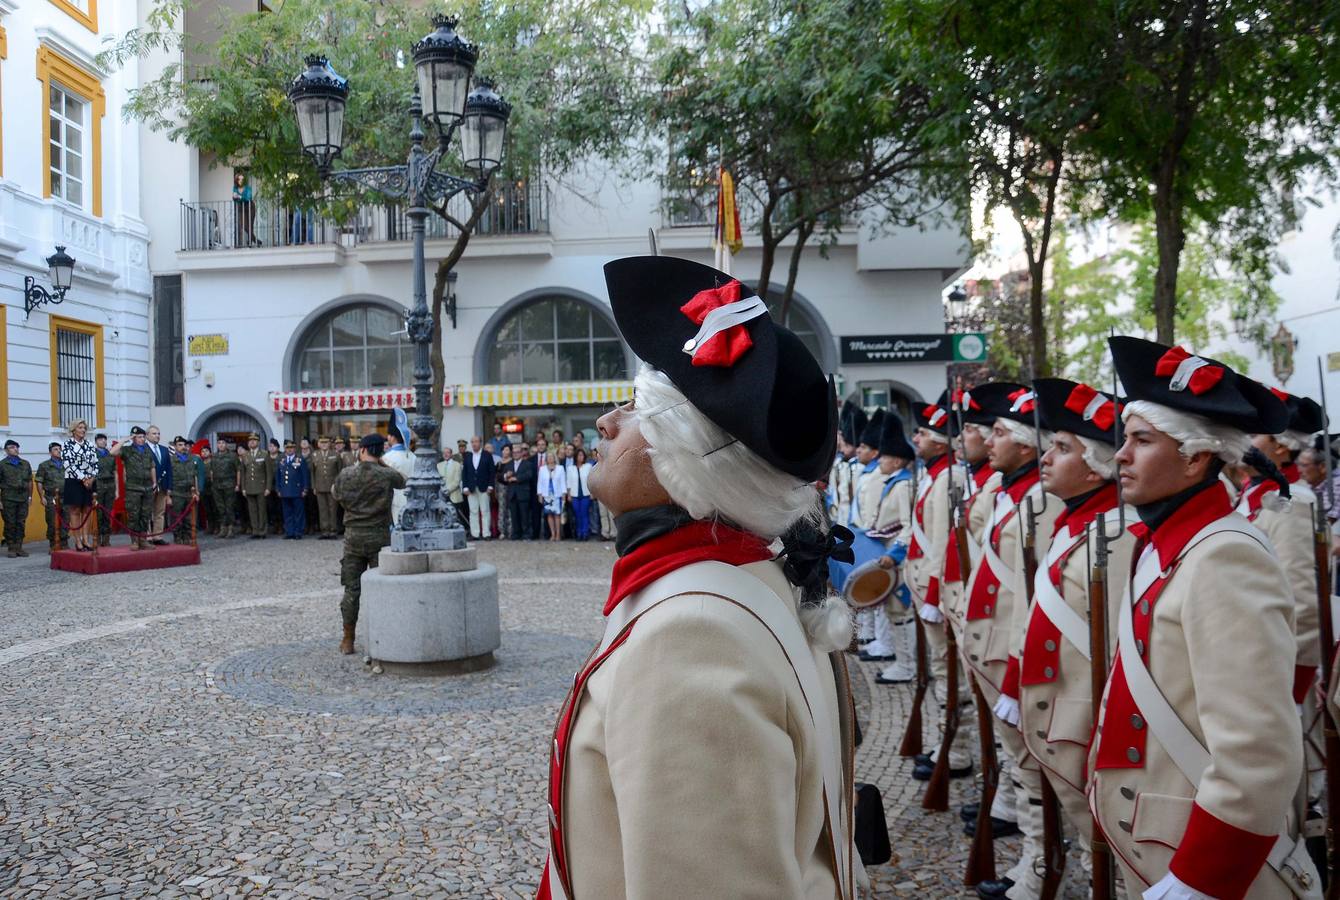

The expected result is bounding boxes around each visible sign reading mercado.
[841,333,987,365]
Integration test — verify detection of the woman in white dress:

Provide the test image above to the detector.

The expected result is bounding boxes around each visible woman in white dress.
[538,451,567,542]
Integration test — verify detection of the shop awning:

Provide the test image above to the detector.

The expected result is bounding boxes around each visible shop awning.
[270,386,456,414]
[455,380,634,408]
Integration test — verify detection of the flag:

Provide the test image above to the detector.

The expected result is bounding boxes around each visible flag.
[714,167,743,274]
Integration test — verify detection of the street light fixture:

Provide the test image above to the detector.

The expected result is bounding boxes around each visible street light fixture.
[289,16,511,551]
[944,282,967,328]
[24,245,76,317]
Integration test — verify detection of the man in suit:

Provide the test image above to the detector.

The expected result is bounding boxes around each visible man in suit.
[146,425,172,544]
[507,443,536,540]
[274,439,310,540]
[461,434,496,540]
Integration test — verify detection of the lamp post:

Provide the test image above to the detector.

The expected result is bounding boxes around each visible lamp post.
[23,245,76,317]
[944,282,968,329]
[290,15,511,551]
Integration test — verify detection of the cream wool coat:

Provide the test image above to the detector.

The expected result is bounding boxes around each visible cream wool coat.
[1087,527,1302,899]
[828,455,853,525]
[942,469,1001,632]
[851,464,881,530]
[870,472,913,535]
[559,559,857,899]
[1248,482,1322,671]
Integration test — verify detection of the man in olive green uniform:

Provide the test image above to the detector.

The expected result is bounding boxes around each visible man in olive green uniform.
[335,437,355,535]
[310,435,344,539]
[332,433,407,655]
[117,427,156,550]
[211,439,240,538]
[93,433,118,546]
[34,443,68,552]
[2,439,33,557]
[168,436,199,544]
[241,434,272,539]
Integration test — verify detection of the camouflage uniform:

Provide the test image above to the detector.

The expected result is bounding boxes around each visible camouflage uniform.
[169,453,199,544]
[241,449,272,537]
[121,444,156,548]
[34,458,68,549]
[94,450,118,543]
[1,455,33,554]
[332,460,407,627]
[309,447,344,537]
[211,450,240,538]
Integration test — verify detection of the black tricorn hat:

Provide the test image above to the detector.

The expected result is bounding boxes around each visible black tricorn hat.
[1033,378,1122,444]
[966,381,1034,425]
[953,385,997,428]
[604,255,837,481]
[1268,388,1325,436]
[914,389,953,435]
[840,400,867,447]
[879,412,915,459]
[1109,336,1287,434]
[859,408,885,449]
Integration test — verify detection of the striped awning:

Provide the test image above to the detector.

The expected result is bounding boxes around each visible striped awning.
[455,380,634,408]
[270,386,456,414]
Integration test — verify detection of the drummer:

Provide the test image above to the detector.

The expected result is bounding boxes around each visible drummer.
[869,412,918,683]
[853,409,890,662]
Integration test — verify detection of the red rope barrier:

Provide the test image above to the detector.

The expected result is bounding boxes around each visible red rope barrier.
[61,497,199,541]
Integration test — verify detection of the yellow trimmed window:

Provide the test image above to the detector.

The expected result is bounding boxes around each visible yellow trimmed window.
[49,315,104,428]
[48,0,98,33]
[36,46,105,217]
[0,24,7,179]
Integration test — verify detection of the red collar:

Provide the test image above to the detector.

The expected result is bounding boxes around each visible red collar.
[1052,482,1119,538]
[1240,479,1276,516]
[1282,463,1301,484]
[604,521,773,615]
[1128,481,1233,570]
[973,465,994,489]
[925,454,951,481]
[1001,464,1040,504]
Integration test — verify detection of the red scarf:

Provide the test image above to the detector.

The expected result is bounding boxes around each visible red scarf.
[604,521,773,615]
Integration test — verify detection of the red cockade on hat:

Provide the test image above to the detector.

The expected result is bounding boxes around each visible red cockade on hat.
[1269,386,1290,403]
[953,389,981,411]
[679,280,754,368]
[1064,382,1118,431]
[1007,388,1036,414]
[923,404,948,427]
[1154,345,1224,396]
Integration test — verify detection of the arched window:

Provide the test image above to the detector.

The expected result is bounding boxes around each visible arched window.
[296,304,412,390]
[487,296,628,383]
[764,295,823,363]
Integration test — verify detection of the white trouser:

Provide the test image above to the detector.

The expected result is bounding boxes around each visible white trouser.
[865,604,895,657]
[467,491,491,539]
[856,608,876,642]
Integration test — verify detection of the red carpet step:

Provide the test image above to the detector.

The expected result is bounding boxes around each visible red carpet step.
[51,544,202,575]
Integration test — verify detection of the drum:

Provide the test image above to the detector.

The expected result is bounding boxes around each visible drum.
[828,529,902,609]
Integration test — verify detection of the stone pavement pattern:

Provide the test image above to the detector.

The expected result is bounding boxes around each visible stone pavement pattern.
[1,535,1087,898]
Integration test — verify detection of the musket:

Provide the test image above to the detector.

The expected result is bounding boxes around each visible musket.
[1313,358,1340,900]
[901,450,930,759]
[924,373,965,809]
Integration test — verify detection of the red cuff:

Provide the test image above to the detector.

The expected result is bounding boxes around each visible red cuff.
[1293,665,1318,705]
[1001,655,1021,700]
[924,576,940,608]
[1168,803,1276,900]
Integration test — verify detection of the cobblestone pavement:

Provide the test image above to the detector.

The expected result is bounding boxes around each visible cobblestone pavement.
[1,534,1087,898]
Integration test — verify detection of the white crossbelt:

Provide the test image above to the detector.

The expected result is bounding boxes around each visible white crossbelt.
[1031,527,1091,659]
[552,560,853,900]
[979,493,1018,588]
[1115,518,1320,899]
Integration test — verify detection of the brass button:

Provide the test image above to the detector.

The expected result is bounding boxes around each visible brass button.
[1044,639,1057,652]
[1036,701,1049,710]
[1126,747,1141,763]
[1139,600,1150,615]
[1044,666,1055,679]
[1135,639,1146,656]
[972,632,981,640]
[1036,730,1047,739]
[1130,714,1145,731]
[1046,748,1056,755]
[1120,787,1135,800]
[970,653,979,661]
[1118,819,1132,833]
[983,605,992,616]
[987,585,997,595]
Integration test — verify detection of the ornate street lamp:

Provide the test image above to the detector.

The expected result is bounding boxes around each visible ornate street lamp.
[944,282,968,327]
[24,245,76,317]
[290,17,511,552]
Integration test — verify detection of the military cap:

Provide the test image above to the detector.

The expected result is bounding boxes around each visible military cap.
[130,426,147,436]
[840,400,868,447]
[248,432,260,440]
[966,381,1039,427]
[953,385,999,428]
[914,389,954,435]
[878,412,915,459]
[1033,378,1122,443]
[1266,388,1325,436]
[4,439,18,449]
[858,408,885,449]
[283,439,296,448]
[173,435,188,444]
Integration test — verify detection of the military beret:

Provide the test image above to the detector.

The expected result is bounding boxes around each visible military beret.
[4,439,18,449]
[130,426,147,436]
[360,433,386,449]
[173,435,188,444]
[248,432,260,440]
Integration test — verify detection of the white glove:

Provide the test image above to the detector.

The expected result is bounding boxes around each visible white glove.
[1143,872,1214,900]
[992,694,1020,727]
[918,603,944,624]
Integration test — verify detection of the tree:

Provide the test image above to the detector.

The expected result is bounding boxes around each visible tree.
[649,0,936,322]
[102,0,651,425]
[1070,0,1340,343]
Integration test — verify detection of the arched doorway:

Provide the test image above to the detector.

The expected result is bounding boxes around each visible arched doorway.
[471,290,633,447]
[190,404,269,449]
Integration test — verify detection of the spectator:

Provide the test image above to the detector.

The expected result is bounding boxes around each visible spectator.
[266,438,283,535]
[383,428,414,525]
[437,450,467,529]
[455,439,468,464]
[232,172,258,247]
[590,446,616,541]
[462,435,495,540]
[60,419,99,552]
[495,443,513,540]
[507,443,536,539]
[491,421,506,449]
[569,448,593,541]
[532,436,549,539]
[538,450,567,542]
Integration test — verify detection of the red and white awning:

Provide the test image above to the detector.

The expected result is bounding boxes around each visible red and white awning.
[269,386,455,414]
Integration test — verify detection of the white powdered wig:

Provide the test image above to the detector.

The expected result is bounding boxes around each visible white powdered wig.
[965,422,993,441]
[634,365,823,539]
[997,418,1053,452]
[919,427,950,446]
[1273,429,1312,453]
[1122,400,1251,465]
[1076,435,1117,481]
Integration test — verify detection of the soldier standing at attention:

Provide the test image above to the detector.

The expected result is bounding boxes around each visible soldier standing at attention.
[34,442,68,552]
[168,437,200,544]
[274,439,310,540]
[310,435,344,539]
[332,433,407,655]
[113,427,155,550]
[93,434,118,547]
[1088,337,1311,899]
[211,438,240,539]
[241,434,272,540]
[2,440,33,557]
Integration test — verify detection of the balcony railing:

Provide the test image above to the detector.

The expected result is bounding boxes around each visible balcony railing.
[180,180,550,252]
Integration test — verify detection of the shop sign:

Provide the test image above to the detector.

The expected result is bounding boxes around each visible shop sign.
[188,333,229,356]
[840,332,987,364]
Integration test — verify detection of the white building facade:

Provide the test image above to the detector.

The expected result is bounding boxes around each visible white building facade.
[0,0,154,540]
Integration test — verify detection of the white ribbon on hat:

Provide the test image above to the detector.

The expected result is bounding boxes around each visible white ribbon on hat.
[1168,355,1210,393]
[1009,390,1036,413]
[681,295,769,361]
[928,407,948,427]
[1081,392,1107,422]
